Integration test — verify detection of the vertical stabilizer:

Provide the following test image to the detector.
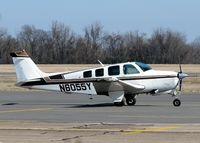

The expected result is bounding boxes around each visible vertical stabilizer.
[10,50,46,83]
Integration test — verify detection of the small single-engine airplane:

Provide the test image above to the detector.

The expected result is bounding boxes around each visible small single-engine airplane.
[10,50,188,107]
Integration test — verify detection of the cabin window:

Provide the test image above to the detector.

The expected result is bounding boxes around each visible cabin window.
[95,68,104,77]
[123,64,139,74]
[108,65,120,76]
[49,74,63,79]
[83,70,92,78]
[135,62,152,72]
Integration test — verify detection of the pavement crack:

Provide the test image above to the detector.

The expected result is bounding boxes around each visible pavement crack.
[57,131,111,142]
[72,123,100,129]
[40,131,48,134]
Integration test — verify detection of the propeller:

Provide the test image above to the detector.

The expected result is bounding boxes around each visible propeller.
[179,63,182,91]
[177,64,188,91]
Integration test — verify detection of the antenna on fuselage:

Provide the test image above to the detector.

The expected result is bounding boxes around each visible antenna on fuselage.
[98,60,104,66]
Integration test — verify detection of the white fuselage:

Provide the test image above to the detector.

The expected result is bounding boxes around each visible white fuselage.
[29,62,179,96]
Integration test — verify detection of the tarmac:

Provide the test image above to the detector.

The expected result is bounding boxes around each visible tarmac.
[0,91,200,142]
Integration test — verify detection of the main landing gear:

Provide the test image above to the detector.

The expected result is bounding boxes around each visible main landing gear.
[125,94,136,106]
[114,94,137,106]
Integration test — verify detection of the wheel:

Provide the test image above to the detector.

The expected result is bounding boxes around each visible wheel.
[173,99,181,107]
[126,96,136,106]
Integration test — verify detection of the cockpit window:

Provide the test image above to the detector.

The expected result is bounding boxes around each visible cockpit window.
[123,64,139,74]
[135,62,152,72]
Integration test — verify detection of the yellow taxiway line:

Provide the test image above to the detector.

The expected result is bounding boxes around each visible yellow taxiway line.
[124,125,180,135]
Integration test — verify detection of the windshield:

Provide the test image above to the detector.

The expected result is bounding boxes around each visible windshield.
[135,62,152,72]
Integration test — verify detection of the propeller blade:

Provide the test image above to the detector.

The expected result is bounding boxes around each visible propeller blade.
[179,63,182,73]
[179,79,182,91]
[177,63,188,91]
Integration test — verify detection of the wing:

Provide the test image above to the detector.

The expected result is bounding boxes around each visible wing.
[118,79,145,93]
[99,77,145,93]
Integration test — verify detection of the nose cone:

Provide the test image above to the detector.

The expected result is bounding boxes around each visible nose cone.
[178,72,188,79]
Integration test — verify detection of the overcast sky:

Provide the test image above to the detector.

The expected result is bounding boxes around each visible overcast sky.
[0,0,199,42]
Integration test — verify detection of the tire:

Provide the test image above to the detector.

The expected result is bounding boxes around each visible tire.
[173,99,181,107]
[126,96,136,106]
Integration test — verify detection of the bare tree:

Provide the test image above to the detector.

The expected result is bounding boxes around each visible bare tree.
[0,22,199,64]
[84,22,103,63]
[148,29,187,64]
[51,21,75,63]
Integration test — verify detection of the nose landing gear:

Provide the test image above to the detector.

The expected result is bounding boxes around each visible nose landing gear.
[173,98,181,107]
[172,63,188,107]
[172,90,181,107]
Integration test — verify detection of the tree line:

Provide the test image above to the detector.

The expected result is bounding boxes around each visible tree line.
[0,21,200,64]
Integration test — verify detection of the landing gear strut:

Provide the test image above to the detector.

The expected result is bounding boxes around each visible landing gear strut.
[172,90,181,107]
[114,95,137,106]
[125,95,136,106]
